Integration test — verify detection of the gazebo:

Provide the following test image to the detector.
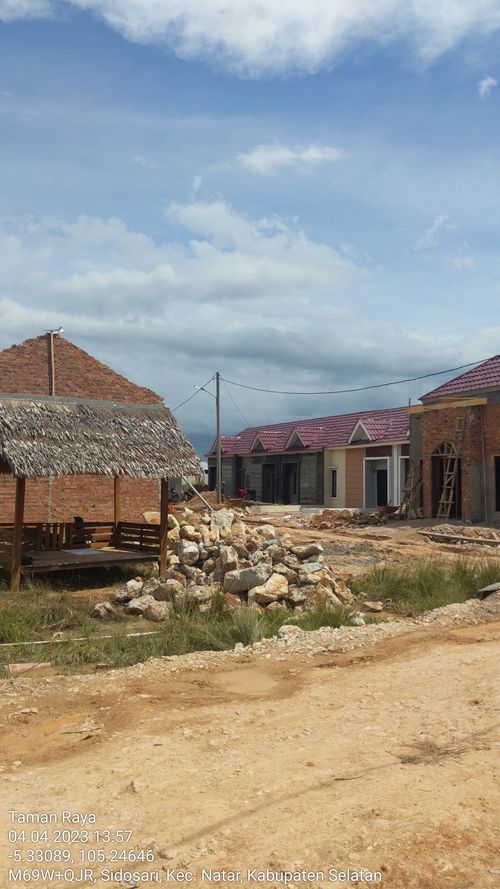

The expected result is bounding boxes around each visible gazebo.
[0,395,202,590]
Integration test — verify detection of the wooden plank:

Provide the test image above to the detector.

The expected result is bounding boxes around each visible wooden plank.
[159,477,169,578]
[20,548,158,574]
[408,397,487,414]
[116,540,160,554]
[119,521,161,530]
[10,477,26,591]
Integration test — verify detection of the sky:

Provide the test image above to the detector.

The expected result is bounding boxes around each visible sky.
[1,1,500,455]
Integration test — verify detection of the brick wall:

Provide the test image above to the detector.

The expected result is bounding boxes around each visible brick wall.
[0,335,164,522]
[0,335,162,403]
[0,476,160,523]
[421,405,484,520]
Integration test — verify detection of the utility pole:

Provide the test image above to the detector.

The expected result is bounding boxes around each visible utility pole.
[216,371,222,502]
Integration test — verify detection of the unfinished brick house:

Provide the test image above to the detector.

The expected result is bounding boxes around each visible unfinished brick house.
[409,355,500,524]
[0,333,170,523]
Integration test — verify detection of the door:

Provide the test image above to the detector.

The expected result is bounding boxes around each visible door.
[262,464,277,502]
[376,469,388,506]
[282,462,298,504]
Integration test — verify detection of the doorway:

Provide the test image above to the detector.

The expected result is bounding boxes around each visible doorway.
[282,462,298,504]
[262,464,277,502]
[376,468,388,506]
[364,458,389,508]
[208,465,216,491]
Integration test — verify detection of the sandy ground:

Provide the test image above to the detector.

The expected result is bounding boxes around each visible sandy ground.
[1,602,499,889]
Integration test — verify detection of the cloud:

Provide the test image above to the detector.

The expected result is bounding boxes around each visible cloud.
[447,254,476,271]
[4,1,500,76]
[0,202,490,450]
[478,74,497,98]
[132,155,161,170]
[238,144,346,176]
[415,214,456,250]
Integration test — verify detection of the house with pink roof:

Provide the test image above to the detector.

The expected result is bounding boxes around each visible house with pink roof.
[208,355,500,521]
[409,354,500,523]
[208,405,410,509]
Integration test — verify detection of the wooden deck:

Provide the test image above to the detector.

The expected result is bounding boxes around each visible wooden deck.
[21,546,159,575]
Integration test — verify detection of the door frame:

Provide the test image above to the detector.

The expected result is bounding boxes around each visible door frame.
[363,457,390,508]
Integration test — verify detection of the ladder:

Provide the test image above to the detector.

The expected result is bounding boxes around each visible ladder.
[399,463,423,519]
[436,414,466,521]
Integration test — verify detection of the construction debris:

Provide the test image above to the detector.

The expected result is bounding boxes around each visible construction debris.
[279,508,390,530]
[106,508,354,620]
[419,524,500,548]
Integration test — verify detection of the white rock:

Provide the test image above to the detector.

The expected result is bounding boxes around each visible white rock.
[93,601,116,618]
[178,540,200,565]
[248,573,288,605]
[223,564,273,593]
[219,545,239,574]
[212,508,235,537]
[277,624,306,638]
[291,543,324,559]
[125,595,156,615]
[145,600,172,622]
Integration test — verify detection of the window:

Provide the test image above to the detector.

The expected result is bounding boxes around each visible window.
[495,457,500,512]
[330,468,338,499]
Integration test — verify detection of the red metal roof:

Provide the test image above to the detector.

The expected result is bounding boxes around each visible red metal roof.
[421,355,500,401]
[217,405,409,456]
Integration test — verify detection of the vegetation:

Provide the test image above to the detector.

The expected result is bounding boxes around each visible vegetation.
[353,558,499,614]
[0,589,358,673]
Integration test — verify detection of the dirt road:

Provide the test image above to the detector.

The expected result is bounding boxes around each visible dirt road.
[1,601,499,889]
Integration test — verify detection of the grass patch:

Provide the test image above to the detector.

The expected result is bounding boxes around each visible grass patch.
[353,558,500,614]
[0,595,358,673]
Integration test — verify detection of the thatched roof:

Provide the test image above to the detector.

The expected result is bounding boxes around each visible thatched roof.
[0,395,203,480]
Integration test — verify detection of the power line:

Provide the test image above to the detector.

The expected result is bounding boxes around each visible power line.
[222,378,251,427]
[221,359,484,397]
[171,375,215,412]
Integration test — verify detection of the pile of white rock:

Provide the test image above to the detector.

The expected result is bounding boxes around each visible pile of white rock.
[93,507,354,622]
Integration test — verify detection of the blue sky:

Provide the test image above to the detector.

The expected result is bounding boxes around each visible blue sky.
[1,2,500,454]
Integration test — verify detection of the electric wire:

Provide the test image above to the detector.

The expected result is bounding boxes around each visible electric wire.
[171,375,215,412]
[220,358,483,397]
[222,378,251,427]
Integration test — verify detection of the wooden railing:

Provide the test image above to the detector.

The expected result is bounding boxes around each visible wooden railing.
[115,521,160,554]
[0,520,160,556]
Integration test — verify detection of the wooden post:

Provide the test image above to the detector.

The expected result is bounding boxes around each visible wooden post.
[48,331,56,396]
[113,477,122,546]
[159,477,169,578]
[11,477,26,592]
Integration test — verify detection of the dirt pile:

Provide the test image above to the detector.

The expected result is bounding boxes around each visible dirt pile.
[280,508,390,530]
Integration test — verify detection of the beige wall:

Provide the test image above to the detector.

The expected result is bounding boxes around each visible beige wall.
[323,449,346,506]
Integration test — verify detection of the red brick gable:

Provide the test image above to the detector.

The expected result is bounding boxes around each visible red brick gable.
[0,335,163,404]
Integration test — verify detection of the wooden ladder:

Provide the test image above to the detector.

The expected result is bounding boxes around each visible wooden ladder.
[399,463,423,519]
[436,414,466,521]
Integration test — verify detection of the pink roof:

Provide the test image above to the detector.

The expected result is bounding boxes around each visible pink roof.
[421,355,500,401]
[216,405,409,456]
